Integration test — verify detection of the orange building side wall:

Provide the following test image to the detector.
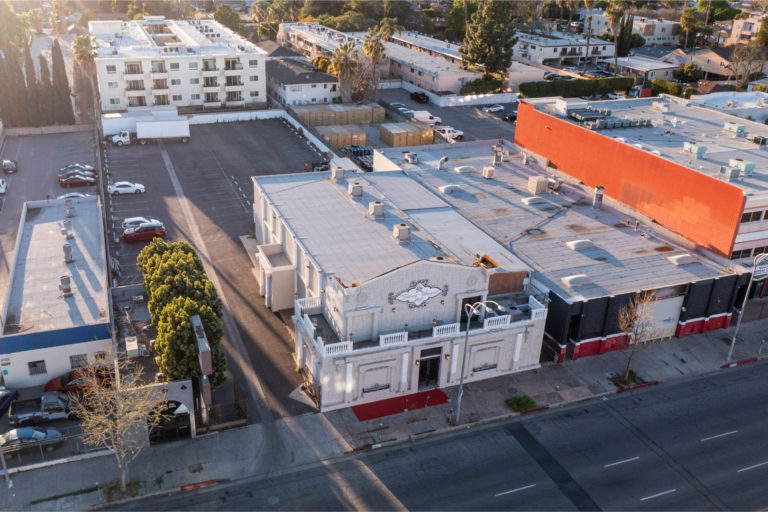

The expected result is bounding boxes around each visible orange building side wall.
[513,102,745,256]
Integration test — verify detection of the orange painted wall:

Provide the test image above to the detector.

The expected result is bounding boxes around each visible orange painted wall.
[514,102,745,256]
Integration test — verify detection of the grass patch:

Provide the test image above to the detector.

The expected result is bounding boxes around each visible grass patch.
[29,486,100,505]
[608,369,646,389]
[505,395,538,413]
[104,481,140,502]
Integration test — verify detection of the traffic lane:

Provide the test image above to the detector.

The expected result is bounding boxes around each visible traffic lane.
[606,360,768,511]
[0,132,97,292]
[378,89,517,141]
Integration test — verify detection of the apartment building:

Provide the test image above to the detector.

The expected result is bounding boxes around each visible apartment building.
[726,13,766,45]
[513,31,615,67]
[0,197,113,388]
[251,166,546,411]
[90,17,267,112]
[266,58,339,106]
[606,55,679,82]
[591,14,680,45]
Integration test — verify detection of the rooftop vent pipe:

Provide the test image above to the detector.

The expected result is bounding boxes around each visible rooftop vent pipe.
[348,181,363,197]
[65,200,75,218]
[593,186,604,210]
[331,167,345,181]
[63,219,73,239]
[63,243,74,263]
[393,223,410,242]
[437,156,448,170]
[368,201,384,218]
[59,275,73,297]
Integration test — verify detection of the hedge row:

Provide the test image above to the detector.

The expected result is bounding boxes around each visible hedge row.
[519,76,636,98]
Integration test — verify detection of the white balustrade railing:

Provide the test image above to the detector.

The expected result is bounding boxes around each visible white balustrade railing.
[323,341,353,356]
[483,314,511,330]
[433,322,460,338]
[379,331,409,347]
[297,295,322,316]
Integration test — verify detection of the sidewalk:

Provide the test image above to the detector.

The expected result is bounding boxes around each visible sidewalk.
[3,320,765,510]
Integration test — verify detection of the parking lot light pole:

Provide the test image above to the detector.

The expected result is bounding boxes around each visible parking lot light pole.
[454,300,501,426]
[726,253,768,362]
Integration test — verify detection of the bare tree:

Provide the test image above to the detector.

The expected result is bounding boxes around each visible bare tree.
[617,290,658,384]
[67,354,166,493]
[726,45,765,90]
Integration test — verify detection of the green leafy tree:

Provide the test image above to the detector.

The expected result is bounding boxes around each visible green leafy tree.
[73,35,97,65]
[27,7,44,33]
[51,0,69,33]
[680,7,697,49]
[312,55,330,72]
[37,55,54,123]
[51,39,75,125]
[606,0,627,75]
[214,4,247,36]
[673,63,704,83]
[377,16,404,41]
[754,17,768,47]
[460,0,515,77]
[0,1,29,50]
[329,41,358,102]
[3,48,29,126]
[22,42,39,127]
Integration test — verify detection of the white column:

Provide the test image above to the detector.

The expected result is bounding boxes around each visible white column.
[451,343,459,380]
[400,352,409,392]
[345,362,354,402]
[513,332,523,366]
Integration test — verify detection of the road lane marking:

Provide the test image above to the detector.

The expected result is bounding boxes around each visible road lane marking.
[494,484,536,497]
[604,456,639,468]
[701,430,738,442]
[737,460,768,473]
[640,489,676,501]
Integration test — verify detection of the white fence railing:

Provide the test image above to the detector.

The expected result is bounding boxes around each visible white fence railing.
[483,314,511,330]
[433,322,460,338]
[323,341,353,356]
[379,331,409,347]
[296,296,322,317]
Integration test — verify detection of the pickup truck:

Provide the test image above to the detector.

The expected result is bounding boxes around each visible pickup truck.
[436,125,464,140]
[8,392,72,427]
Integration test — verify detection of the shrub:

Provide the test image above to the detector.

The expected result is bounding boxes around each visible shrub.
[753,84,768,92]
[460,76,505,95]
[651,78,682,96]
[505,395,537,412]
[518,76,635,98]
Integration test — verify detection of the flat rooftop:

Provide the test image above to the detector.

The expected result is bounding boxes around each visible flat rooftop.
[391,31,462,60]
[376,140,737,302]
[516,30,593,47]
[607,55,679,71]
[90,17,265,59]
[542,96,768,196]
[2,197,108,334]
[690,90,768,109]
[253,171,528,286]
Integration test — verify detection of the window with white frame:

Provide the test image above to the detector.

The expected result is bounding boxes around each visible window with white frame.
[172,94,182,101]
[109,98,120,105]
[171,78,181,85]
[191,93,201,100]
[190,78,200,84]
[250,91,259,97]
[106,64,116,74]
[70,354,87,369]
[250,75,259,81]
[170,62,180,71]
[249,59,259,68]
[108,82,118,88]
[28,360,47,375]
[189,62,198,71]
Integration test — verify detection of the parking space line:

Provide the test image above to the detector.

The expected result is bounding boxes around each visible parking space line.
[494,484,536,497]
[640,489,676,501]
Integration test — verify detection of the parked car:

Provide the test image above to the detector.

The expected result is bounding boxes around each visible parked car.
[2,159,17,174]
[57,192,91,200]
[389,102,406,109]
[606,92,626,100]
[60,163,94,173]
[59,174,96,188]
[410,91,429,103]
[45,369,108,393]
[9,392,73,427]
[0,178,6,194]
[482,104,504,113]
[58,168,95,179]
[0,387,19,418]
[122,221,166,242]
[122,216,161,229]
[59,170,97,184]
[0,427,63,455]
[436,125,464,140]
[108,181,145,195]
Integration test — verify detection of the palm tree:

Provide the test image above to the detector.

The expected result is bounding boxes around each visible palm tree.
[680,7,697,50]
[606,0,627,74]
[51,0,69,34]
[378,17,404,41]
[582,0,594,74]
[329,42,358,103]
[72,35,96,65]
[363,27,385,100]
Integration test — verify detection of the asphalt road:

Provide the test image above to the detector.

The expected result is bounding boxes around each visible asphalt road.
[113,361,768,511]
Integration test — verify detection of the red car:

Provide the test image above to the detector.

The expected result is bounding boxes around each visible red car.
[44,369,107,393]
[122,222,166,242]
[59,175,96,188]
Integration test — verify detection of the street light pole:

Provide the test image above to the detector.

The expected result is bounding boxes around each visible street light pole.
[454,300,500,426]
[726,253,768,362]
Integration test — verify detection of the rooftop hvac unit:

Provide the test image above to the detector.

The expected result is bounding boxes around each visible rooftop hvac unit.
[392,223,410,242]
[683,141,707,157]
[747,134,767,145]
[718,166,740,181]
[527,176,548,195]
[454,165,475,174]
[652,101,669,113]
[729,158,755,176]
[482,167,495,179]
[331,166,345,180]
[126,336,139,359]
[404,152,418,164]
[723,121,745,135]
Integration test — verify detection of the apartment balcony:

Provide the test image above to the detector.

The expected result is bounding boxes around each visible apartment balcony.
[203,100,221,107]
[201,67,220,77]
[152,85,169,92]
[224,84,244,92]
[150,71,168,79]
[202,84,220,92]
[226,100,245,107]
[125,88,146,96]
[223,64,243,75]
[124,70,144,79]
[293,295,547,358]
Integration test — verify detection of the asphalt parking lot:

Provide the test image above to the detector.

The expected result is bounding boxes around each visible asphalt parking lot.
[104,119,324,418]
[0,131,98,294]
[379,89,518,142]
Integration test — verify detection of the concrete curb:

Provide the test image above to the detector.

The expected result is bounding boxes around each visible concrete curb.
[720,357,758,369]
[7,449,112,475]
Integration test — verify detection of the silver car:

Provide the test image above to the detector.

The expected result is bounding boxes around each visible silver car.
[122,216,160,229]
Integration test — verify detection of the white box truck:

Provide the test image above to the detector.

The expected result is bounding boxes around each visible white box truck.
[110,117,190,146]
[411,110,441,125]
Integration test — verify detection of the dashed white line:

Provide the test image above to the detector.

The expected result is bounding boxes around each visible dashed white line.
[737,460,768,473]
[701,430,738,442]
[603,456,639,468]
[494,484,536,497]
[640,489,676,501]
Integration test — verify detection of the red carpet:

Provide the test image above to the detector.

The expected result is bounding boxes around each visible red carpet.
[352,389,449,422]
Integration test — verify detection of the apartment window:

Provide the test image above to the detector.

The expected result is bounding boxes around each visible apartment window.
[249,75,259,82]
[189,62,198,71]
[109,98,120,105]
[741,211,763,223]
[128,96,146,107]
[323,83,327,89]
[249,59,259,68]
[154,95,169,105]
[191,93,201,100]
[205,92,218,102]
[172,94,182,101]
[106,64,117,74]
[311,84,317,88]
[108,82,118,89]
[70,354,87,369]
[250,90,259,97]
[226,91,242,101]
[171,78,181,85]
[731,248,753,260]
[190,78,200,84]
[125,62,142,74]
[170,62,180,71]
[28,360,47,375]
[754,246,768,255]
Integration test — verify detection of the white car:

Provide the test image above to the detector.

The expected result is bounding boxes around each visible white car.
[57,192,91,200]
[122,216,160,229]
[437,126,464,140]
[606,92,626,100]
[482,104,504,113]
[108,181,145,195]
[0,179,6,195]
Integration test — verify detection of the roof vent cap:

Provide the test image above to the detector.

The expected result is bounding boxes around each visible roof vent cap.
[63,243,74,263]
[561,274,592,288]
[368,201,384,217]
[59,275,73,297]
[565,240,595,250]
[393,223,410,242]
[62,219,74,239]
[331,166,345,181]
[348,181,363,197]
[667,254,696,266]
